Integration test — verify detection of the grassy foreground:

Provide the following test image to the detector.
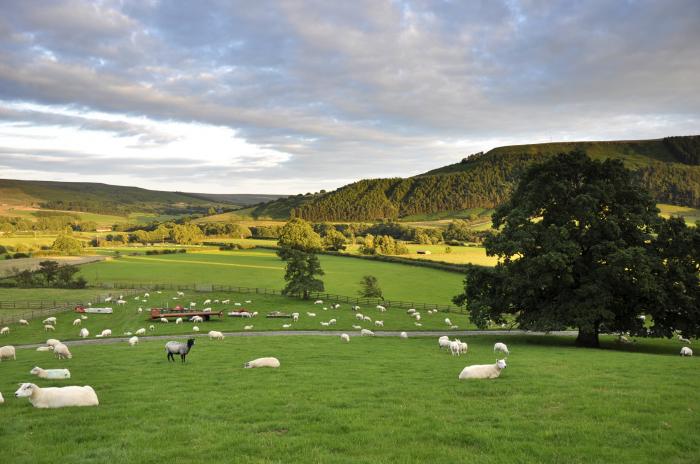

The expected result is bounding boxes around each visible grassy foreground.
[0,335,697,464]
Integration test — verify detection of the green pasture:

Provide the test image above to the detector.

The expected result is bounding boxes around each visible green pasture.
[77,249,465,305]
[658,203,700,226]
[0,334,697,463]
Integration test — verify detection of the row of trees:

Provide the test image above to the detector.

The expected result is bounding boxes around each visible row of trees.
[13,260,87,288]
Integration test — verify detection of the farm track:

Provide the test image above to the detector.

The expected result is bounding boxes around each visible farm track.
[14,329,578,349]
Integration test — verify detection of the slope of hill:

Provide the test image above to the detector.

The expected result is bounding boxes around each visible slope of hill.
[273,135,700,221]
[181,192,289,206]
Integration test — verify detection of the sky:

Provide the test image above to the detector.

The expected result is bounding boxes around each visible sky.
[0,0,698,194]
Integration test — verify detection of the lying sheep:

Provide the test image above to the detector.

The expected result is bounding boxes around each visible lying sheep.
[493,342,509,356]
[360,329,375,336]
[352,324,362,329]
[79,328,89,338]
[53,343,72,360]
[244,325,253,330]
[283,324,292,328]
[400,332,408,339]
[459,359,507,380]
[407,308,416,315]
[340,333,350,342]
[0,326,9,335]
[193,326,200,332]
[208,330,224,340]
[135,328,146,335]
[244,357,280,368]
[36,346,52,352]
[681,347,693,356]
[307,312,316,317]
[15,383,99,408]
[245,300,252,304]
[44,325,55,332]
[129,336,139,346]
[30,366,71,379]
[320,322,329,327]
[19,319,29,325]
[414,322,422,327]
[314,300,323,304]
[0,345,16,361]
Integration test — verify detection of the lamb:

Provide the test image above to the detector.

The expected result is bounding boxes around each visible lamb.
[678,335,692,344]
[165,338,195,362]
[307,312,316,317]
[36,346,52,352]
[129,336,139,346]
[244,325,253,330]
[458,359,507,380]
[244,357,280,368]
[375,320,384,327]
[0,326,8,335]
[208,330,224,340]
[400,332,408,339]
[360,329,375,336]
[314,300,323,304]
[493,342,510,356]
[44,325,55,331]
[352,325,362,329]
[19,319,29,325]
[355,313,364,320]
[53,343,72,360]
[459,342,468,354]
[193,326,200,332]
[135,328,146,335]
[43,317,57,324]
[30,366,71,379]
[0,345,16,361]
[15,383,99,408]
[160,318,169,323]
[81,315,88,320]
[191,316,204,323]
[407,308,416,315]
[100,329,112,337]
[283,324,292,328]
[175,317,183,324]
[363,316,372,322]
[73,319,81,326]
[79,328,89,338]
[177,291,185,297]
[681,347,693,356]
[449,340,462,356]
[444,318,452,326]
[340,333,350,342]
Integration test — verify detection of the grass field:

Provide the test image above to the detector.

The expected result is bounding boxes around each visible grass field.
[0,333,697,463]
[76,249,466,305]
[658,203,700,225]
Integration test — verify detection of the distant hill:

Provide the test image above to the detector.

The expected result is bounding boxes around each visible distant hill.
[182,192,289,206]
[251,135,700,221]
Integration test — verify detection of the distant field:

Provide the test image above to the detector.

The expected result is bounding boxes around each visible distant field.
[658,203,700,225]
[0,207,127,225]
[77,249,465,305]
[343,243,498,266]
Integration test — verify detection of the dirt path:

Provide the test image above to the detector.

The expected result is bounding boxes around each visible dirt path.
[14,329,578,349]
[0,255,105,276]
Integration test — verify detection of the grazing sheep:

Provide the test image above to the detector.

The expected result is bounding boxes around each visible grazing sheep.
[149,325,155,331]
[307,312,316,317]
[360,329,375,336]
[252,312,259,317]
[36,346,52,352]
[177,291,185,297]
[449,341,462,356]
[138,307,143,313]
[116,300,127,305]
[438,336,451,349]
[283,324,292,328]
[203,308,212,313]
[189,302,197,308]
[129,336,139,346]
[407,308,416,315]
[105,296,112,302]
[244,325,253,330]
[43,317,57,324]
[355,313,364,320]
[0,326,9,335]
[681,347,693,356]
[459,359,507,380]
[222,299,230,304]
[245,300,252,303]
[15,383,99,408]
[494,342,509,356]
[363,316,372,322]
[329,318,337,325]
[165,339,195,362]
[101,329,112,337]
[19,319,29,325]
[444,318,452,326]
[81,315,88,320]
[44,325,55,332]
[208,330,224,340]
[0,345,16,361]
[459,342,468,354]
[134,296,140,301]
[333,304,340,309]
[123,331,133,336]
[191,316,204,323]
[292,313,299,322]
[376,305,386,312]
[135,328,146,335]
[203,299,211,305]
[160,318,169,324]
[72,319,81,326]
[340,333,350,342]
[244,357,280,368]
[314,300,323,304]
[375,320,384,327]
[144,292,150,298]
[175,317,183,324]
[30,366,71,379]
[678,335,692,344]
[414,314,421,321]
[53,343,72,360]
[400,332,408,339]
[79,328,89,338]
[192,326,200,332]
[46,339,61,347]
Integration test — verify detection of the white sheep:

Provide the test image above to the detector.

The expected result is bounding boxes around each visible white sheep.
[407,308,416,315]
[400,332,408,339]
[208,330,224,340]
[81,315,88,320]
[450,325,459,330]
[0,326,9,335]
[252,311,258,317]
[19,319,29,325]
[124,331,133,336]
[244,325,253,330]
[245,300,252,303]
[144,292,150,298]
[175,317,183,324]
[333,304,340,309]
[203,299,211,305]
[148,325,155,331]
[320,322,330,327]
[160,318,169,323]
[414,314,421,321]
[222,299,230,304]
[375,320,384,327]
[15,383,99,408]
[30,366,71,379]
[100,329,112,337]
[355,313,364,320]
[0,345,16,361]
[43,317,57,324]
[0,391,3,404]
[414,322,423,327]
[292,313,299,322]
[129,336,139,346]
[191,316,204,323]
[135,328,146,335]
[360,329,375,336]
[53,343,72,359]
[138,307,143,313]
[116,299,127,305]
[189,302,197,308]
[678,335,692,344]
[307,312,316,317]
[46,339,61,347]
[352,324,362,329]
[459,342,468,354]
[44,325,55,332]
[244,357,280,368]
[36,346,52,352]
[438,336,451,349]
[203,308,212,313]
[363,316,372,322]
[314,300,323,304]
[214,299,220,303]
[459,359,507,380]
[329,318,337,325]
[376,305,386,312]
[681,347,693,356]
[79,328,89,338]
[283,324,292,328]
[352,305,360,311]
[193,326,200,332]
[234,302,242,306]
[449,340,462,356]
[72,319,81,326]
[177,291,185,297]
[494,342,510,356]
[444,318,452,326]
[340,333,350,342]
[134,296,140,301]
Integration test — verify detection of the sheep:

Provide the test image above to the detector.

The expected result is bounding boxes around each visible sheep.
[329,318,337,325]
[244,357,280,368]
[44,324,55,332]
[134,296,140,301]
[450,325,459,330]
[414,322,423,327]
[449,341,462,356]
[292,313,299,322]
[165,338,195,362]
[105,296,112,302]
[400,332,408,339]
[459,342,468,354]
[53,343,72,360]
[320,322,330,327]
[618,335,631,344]
[19,319,29,325]
[283,324,292,328]
[46,339,61,348]
[444,318,452,326]
[0,327,8,335]
[15,383,99,408]
[638,315,646,322]
[681,347,693,357]
[193,326,200,332]
[245,300,252,304]
[203,308,212,313]
[203,299,211,305]
[360,329,375,336]
[30,366,71,379]
[135,328,146,335]
[129,336,139,346]
[222,299,230,304]
[376,305,386,312]
[0,345,16,361]
[176,291,184,296]
[208,330,224,340]
[363,316,372,322]
[494,342,509,356]
[678,335,692,344]
[0,392,3,404]
[116,300,127,305]
[323,307,327,310]
[189,302,197,308]
[414,314,421,321]
[407,308,416,315]
[336,332,350,343]
[244,325,253,330]
[252,312,258,317]
[43,317,57,324]
[149,325,155,331]
[375,320,384,327]
[100,329,112,337]
[352,324,362,329]
[314,300,323,304]
[36,346,52,352]
[124,331,133,336]
[438,336,451,349]
[352,305,361,311]
[191,316,204,323]
[234,302,242,306]
[459,359,507,380]
[307,312,316,317]
[144,292,150,298]
[72,319,81,326]
[175,317,183,324]
[138,307,143,313]
[79,328,89,338]
[355,313,364,320]
[81,315,88,320]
